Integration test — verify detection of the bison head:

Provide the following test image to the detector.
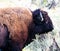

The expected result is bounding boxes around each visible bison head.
[31,9,54,34]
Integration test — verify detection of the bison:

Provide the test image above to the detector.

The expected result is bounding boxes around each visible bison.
[0,7,53,51]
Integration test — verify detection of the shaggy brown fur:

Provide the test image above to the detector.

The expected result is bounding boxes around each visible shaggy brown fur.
[0,7,32,50]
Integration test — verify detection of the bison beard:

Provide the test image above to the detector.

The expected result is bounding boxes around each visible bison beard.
[0,8,53,51]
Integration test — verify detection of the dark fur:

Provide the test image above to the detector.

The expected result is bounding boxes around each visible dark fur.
[32,9,53,33]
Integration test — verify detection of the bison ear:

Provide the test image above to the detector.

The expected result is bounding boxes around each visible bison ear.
[32,9,44,25]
